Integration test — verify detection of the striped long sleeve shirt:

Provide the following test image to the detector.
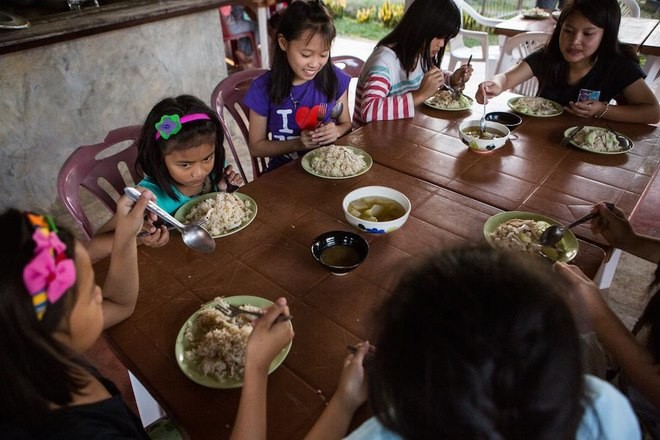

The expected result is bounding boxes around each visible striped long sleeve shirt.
[353,45,450,128]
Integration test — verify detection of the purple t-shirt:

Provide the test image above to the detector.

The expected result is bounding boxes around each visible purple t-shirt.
[244,65,351,146]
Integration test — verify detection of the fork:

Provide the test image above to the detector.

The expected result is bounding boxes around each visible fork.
[316,103,327,128]
[561,125,584,146]
[214,303,292,322]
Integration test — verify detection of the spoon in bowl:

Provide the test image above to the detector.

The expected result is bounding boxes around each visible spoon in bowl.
[330,101,344,120]
[539,202,615,247]
[480,84,488,136]
[124,187,216,253]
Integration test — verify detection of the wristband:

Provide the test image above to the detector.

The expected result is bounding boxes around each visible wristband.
[596,102,609,119]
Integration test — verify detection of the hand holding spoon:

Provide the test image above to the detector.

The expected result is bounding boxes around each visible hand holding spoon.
[124,187,215,253]
[539,202,615,247]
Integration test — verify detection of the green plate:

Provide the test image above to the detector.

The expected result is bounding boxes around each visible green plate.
[424,93,473,111]
[175,296,292,389]
[507,97,563,117]
[174,192,257,238]
[483,211,578,262]
[301,145,373,179]
[563,126,633,154]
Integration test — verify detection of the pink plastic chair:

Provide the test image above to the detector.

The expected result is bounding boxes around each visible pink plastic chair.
[331,55,365,78]
[57,125,143,240]
[211,68,268,181]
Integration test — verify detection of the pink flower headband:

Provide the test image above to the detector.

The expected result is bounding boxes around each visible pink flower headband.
[22,213,76,321]
[155,113,211,140]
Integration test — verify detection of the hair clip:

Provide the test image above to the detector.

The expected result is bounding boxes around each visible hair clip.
[22,213,76,321]
[155,113,212,140]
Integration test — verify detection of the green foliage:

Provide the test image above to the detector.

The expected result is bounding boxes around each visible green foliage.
[325,0,346,18]
[334,16,389,41]
[377,0,404,28]
[356,6,376,23]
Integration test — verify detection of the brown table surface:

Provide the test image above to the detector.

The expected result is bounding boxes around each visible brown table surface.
[344,93,660,246]
[100,162,605,440]
[494,15,659,51]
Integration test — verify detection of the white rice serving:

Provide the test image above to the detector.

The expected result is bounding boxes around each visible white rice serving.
[185,193,252,236]
[490,218,552,254]
[309,145,367,177]
[184,298,261,380]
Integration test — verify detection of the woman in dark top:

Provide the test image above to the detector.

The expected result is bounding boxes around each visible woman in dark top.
[476,0,659,124]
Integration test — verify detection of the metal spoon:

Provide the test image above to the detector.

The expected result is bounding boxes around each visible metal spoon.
[539,202,614,247]
[329,101,343,120]
[480,84,488,136]
[124,187,216,253]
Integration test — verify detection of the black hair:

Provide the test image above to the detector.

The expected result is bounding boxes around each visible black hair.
[378,0,460,75]
[541,0,638,91]
[633,263,660,361]
[0,209,87,427]
[367,247,586,439]
[135,95,226,201]
[269,0,338,104]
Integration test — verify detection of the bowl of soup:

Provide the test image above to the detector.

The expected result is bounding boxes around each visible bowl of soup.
[342,186,411,234]
[311,230,369,275]
[459,120,510,153]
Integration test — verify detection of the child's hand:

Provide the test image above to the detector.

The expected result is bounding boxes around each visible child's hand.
[590,202,633,249]
[300,129,319,149]
[137,222,169,248]
[416,67,445,101]
[219,165,243,191]
[565,100,607,119]
[245,297,294,374]
[311,122,340,146]
[114,190,155,240]
[475,80,500,104]
[553,262,606,332]
[452,64,473,86]
[334,341,369,412]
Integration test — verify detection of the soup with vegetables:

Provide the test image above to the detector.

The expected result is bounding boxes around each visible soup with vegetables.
[462,127,505,140]
[348,197,406,222]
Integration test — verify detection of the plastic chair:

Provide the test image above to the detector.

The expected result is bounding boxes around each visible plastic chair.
[219,6,261,68]
[618,0,641,17]
[57,125,143,240]
[211,68,269,181]
[331,55,365,78]
[495,31,551,96]
[448,0,504,79]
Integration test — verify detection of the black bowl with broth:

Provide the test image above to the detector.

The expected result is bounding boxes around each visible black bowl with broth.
[311,231,369,275]
[485,112,522,131]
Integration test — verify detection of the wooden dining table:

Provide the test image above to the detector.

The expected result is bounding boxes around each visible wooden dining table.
[345,93,660,248]
[100,158,607,439]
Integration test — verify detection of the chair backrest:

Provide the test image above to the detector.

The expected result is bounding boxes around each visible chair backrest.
[495,32,551,96]
[618,0,641,17]
[331,55,365,78]
[211,68,269,181]
[57,125,143,240]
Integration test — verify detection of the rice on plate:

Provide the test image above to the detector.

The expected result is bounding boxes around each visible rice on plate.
[570,127,625,153]
[185,193,252,236]
[489,218,552,254]
[309,145,367,177]
[426,90,472,110]
[509,97,561,116]
[183,297,261,381]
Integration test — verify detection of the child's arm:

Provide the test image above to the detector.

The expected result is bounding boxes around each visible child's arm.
[566,78,660,124]
[230,298,294,440]
[476,61,534,104]
[304,343,370,440]
[248,111,317,158]
[101,191,154,328]
[555,263,660,410]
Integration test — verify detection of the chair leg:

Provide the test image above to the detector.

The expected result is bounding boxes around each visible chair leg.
[593,248,622,290]
[128,371,165,427]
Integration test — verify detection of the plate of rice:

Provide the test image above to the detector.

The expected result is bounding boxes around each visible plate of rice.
[174,192,257,238]
[563,126,633,154]
[507,97,563,117]
[301,145,373,179]
[175,296,292,389]
[483,211,578,262]
[424,90,473,111]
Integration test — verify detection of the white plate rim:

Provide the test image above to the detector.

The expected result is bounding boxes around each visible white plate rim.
[562,126,633,154]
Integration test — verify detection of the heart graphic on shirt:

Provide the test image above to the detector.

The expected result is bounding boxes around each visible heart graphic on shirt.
[295,105,321,131]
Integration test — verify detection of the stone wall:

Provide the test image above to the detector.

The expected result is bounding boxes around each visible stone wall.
[0,8,226,231]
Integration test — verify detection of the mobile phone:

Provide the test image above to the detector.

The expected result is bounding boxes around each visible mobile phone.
[577,89,600,102]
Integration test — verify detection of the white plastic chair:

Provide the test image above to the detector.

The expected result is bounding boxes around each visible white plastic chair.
[618,0,641,17]
[495,31,551,96]
[448,0,504,80]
